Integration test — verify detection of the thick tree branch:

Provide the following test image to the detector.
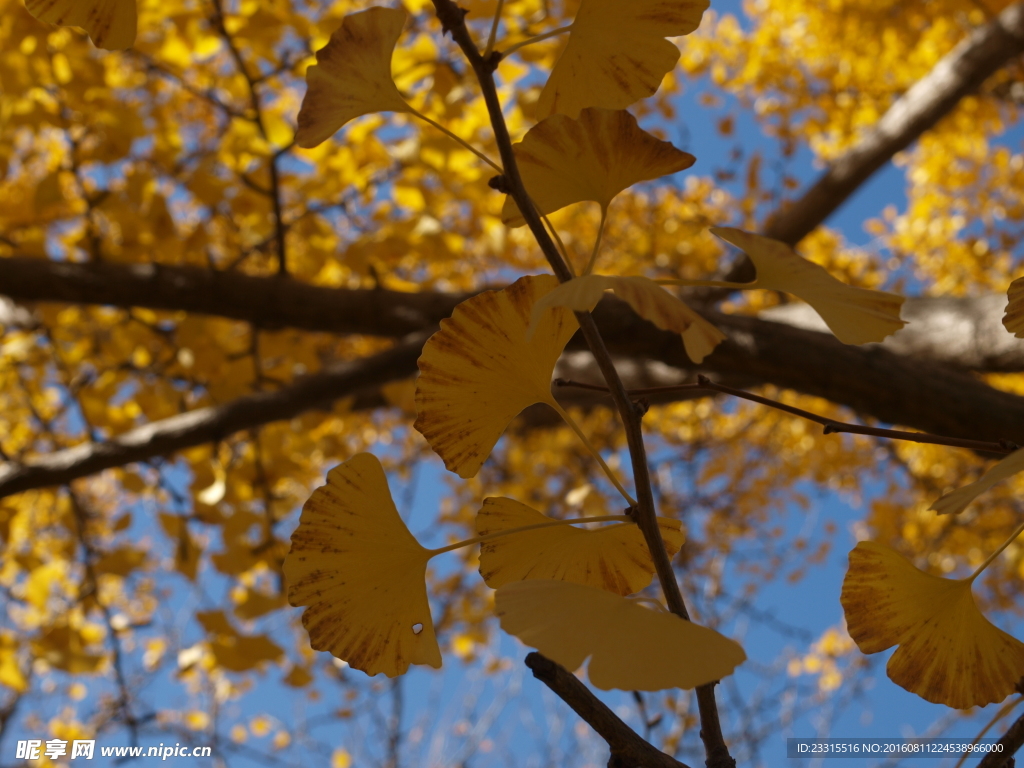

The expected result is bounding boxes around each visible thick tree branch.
[4,298,1024,497]
[764,0,1024,249]
[3,257,1021,371]
[977,709,1024,768]
[524,653,691,768]
[0,334,429,498]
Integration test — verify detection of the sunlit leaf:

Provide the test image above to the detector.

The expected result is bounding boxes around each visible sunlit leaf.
[295,7,411,148]
[711,227,906,344]
[536,0,708,118]
[1003,277,1024,338]
[476,497,684,594]
[25,0,136,49]
[841,541,1024,709]
[528,273,724,363]
[284,453,441,677]
[496,579,745,690]
[414,275,579,478]
[929,447,1024,516]
[502,109,694,226]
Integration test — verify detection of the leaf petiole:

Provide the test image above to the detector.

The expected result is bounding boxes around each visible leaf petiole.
[581,207,607,276]
[655,277,756,290]
[483,0,505,58]
[427,515,630,556]
[500,25,573,58]
[548,399,638,506]
[969,517,1024,581]
[408,108,503,173]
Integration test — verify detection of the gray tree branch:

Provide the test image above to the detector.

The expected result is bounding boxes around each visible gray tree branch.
[1,257,1022,370]
[721,0,1024,284]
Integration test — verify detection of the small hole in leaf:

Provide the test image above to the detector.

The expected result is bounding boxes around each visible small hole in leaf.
[412,623,423,635]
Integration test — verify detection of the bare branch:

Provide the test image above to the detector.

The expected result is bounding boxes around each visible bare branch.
[524,653,691,768]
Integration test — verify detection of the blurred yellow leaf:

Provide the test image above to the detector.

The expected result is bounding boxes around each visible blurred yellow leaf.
[1003,276,1024,338]
[929,447,1024,516]
[414,275,578,478]
[502,109,694,226]
[711,227,906,344]
[537,0,708,117]
[25,0,136,49]
[841,541,1024,709]
[284,453,441,677]
[477,497,684,594]
[296,7,410,148]
[529,274,724,363]
[497,579,745,690]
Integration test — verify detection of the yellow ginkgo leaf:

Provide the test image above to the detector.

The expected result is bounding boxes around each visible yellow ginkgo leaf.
[1003,277,1024,338]
[529,274,724,363]
[477,497,684,595]
[536,0,708,118]
[929,447,1024,516]
[841,541,1024,709]
[295,7,411,149]
[414,275,578,478]
[711,227,906,345]
[25,0,136,50]
[502,109,694,227]
[496,579,745,691]
[283,453,441,677]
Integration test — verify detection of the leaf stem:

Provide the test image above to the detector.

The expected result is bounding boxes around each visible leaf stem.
[656,277,756,290]
[582,207,608,276]
[409,109,503,173]
[427,515,630,556]
[543,215,576,277]
[969,517,1024,581]
[483,0,505,57]
[548,399,637,506]
[501,25,572,57]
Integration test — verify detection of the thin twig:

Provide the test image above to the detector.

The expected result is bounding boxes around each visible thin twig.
[428,1,734,763]
[553,376,1020,455]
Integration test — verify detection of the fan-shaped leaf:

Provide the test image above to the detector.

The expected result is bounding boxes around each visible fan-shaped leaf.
[529,274,724,363]
[496,579,745,691]
[536,0,708,118]
[841,541,1024,709]
[414,275,578,478]
[25,0,136,49]
[711,227,906,344]
[296,7,411,148]
[929,447,1024,516]
[502,109,694,226]
[284,453,441,677]
[477,497,684,594]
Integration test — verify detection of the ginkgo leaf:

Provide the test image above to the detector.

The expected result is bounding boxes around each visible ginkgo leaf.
[283,453,441,677]
[929,447,1024,516]
[496,579,745,691]
[536,0,708,118]
[414,275,579,478]
[529,274,724,363]
[841,541,1024,709]
[295,7,411,149]
[711,227,906,345]
[1003,277,1024,338]
[476,497,685,595]
[502,109,694,227]
[25,0,136,50]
